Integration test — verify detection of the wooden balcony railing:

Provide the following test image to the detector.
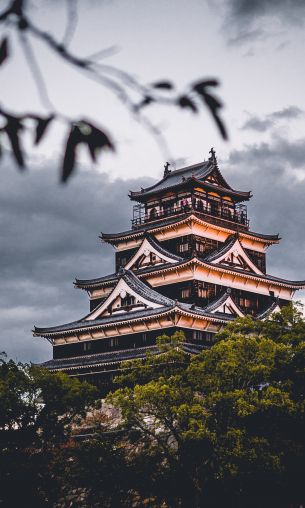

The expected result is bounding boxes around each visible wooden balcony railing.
[132,203,249,229]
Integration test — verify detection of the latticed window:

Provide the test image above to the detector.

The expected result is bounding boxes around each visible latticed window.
[177,235,191,254]
[195,281,216,300]
[121,295,135,307]
[110,338,119,347]
[205,333,214,343]
[178,243,189,253]
[197,282,207,298]
[239,297,256,309]
[181,287,191,299]
[193,330,203,340]
[194,236,219,254]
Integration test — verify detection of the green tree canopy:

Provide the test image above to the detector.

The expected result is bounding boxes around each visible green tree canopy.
[108,304,305,507]
[0,354,98,506]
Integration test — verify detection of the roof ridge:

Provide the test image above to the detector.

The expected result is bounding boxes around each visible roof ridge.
[256,299,280,320]
[101,215,279,243]
[132,160,211,195]
[122,269,174,306]
[204,234,237,262]
[144,233,184,262]
[34,306,174,335]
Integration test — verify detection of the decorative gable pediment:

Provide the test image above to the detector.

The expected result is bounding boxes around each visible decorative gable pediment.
[205,172,221,186]
[258,301,282,321]
[209,294,244,317]
[125,236,181,271]
[86,270,173,321]
[209,237,264,275]
[202,166,232,190]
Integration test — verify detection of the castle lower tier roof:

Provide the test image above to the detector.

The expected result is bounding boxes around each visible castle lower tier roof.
[129,161,251,201]
[34,306,175,336]
[41,345,161,371]
[40,342,205,372]
[101,213,280,244]
[33,300,235,338]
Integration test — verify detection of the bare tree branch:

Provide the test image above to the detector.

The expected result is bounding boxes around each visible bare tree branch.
[0,0,228,181]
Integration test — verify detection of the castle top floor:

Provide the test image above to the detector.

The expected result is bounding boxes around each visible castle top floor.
[129,149,252,231]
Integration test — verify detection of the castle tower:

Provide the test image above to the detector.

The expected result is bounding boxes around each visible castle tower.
[34,151,305,388]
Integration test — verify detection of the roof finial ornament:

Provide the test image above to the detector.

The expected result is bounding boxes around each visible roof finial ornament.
[118,266,126,276]
[163,161,171,178]
[209,147,217,166]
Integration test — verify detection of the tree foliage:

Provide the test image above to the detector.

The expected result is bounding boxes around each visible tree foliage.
[1,305,304,506]
[0,354,98,506]
[107,304,305,507]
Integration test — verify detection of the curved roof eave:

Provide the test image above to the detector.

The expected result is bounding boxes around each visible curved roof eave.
[101,214,280,244]
[129,176,251,202]
[137,257,305,289]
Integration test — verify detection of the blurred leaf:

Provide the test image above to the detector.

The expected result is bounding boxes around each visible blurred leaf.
[34,115,54,145]
[192,80,227,140]
[134,96,154,112]
[5,117,25,168]
[210,110,227,140]
[193,80,219,92]
[151,81,174,90]
[62,121,114,183]
[0,37,9,66]
[178,96,198,114]
[62,125,82,183]
[86,122,114,161]
[202,92,222,110]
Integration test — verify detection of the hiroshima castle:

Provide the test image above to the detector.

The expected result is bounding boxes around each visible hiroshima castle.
[34,149,305,387]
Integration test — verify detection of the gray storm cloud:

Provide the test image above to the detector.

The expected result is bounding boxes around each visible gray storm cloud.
[0,158,152,362]
[222,0,305,44]
[241,106,304,132]
[225,136,305,283]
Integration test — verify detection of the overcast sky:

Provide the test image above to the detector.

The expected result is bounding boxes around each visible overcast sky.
[1,0,305,362]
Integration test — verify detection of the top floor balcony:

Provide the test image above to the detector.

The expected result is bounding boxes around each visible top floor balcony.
[132,199,249,230]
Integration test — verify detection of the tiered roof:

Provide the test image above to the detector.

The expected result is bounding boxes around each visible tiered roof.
[129,160,251,202]
[34,153,304,378]
[35,268,243,339]
[41,343,205,373]
[75,234,305,293]
[100,214,280,246]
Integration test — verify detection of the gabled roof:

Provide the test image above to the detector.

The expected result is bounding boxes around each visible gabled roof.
[124,234,183,269]
[136,256,305,290]
[75,235,183,290]
[256,300,282,320]
[86,269,174,321]
[34,270,175,337]
[203,291,245,317]
[204,234,264,275]
[101,214,280,245]
[129,159,251,202]
[34,291,238,338]
[34,306,175,337]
